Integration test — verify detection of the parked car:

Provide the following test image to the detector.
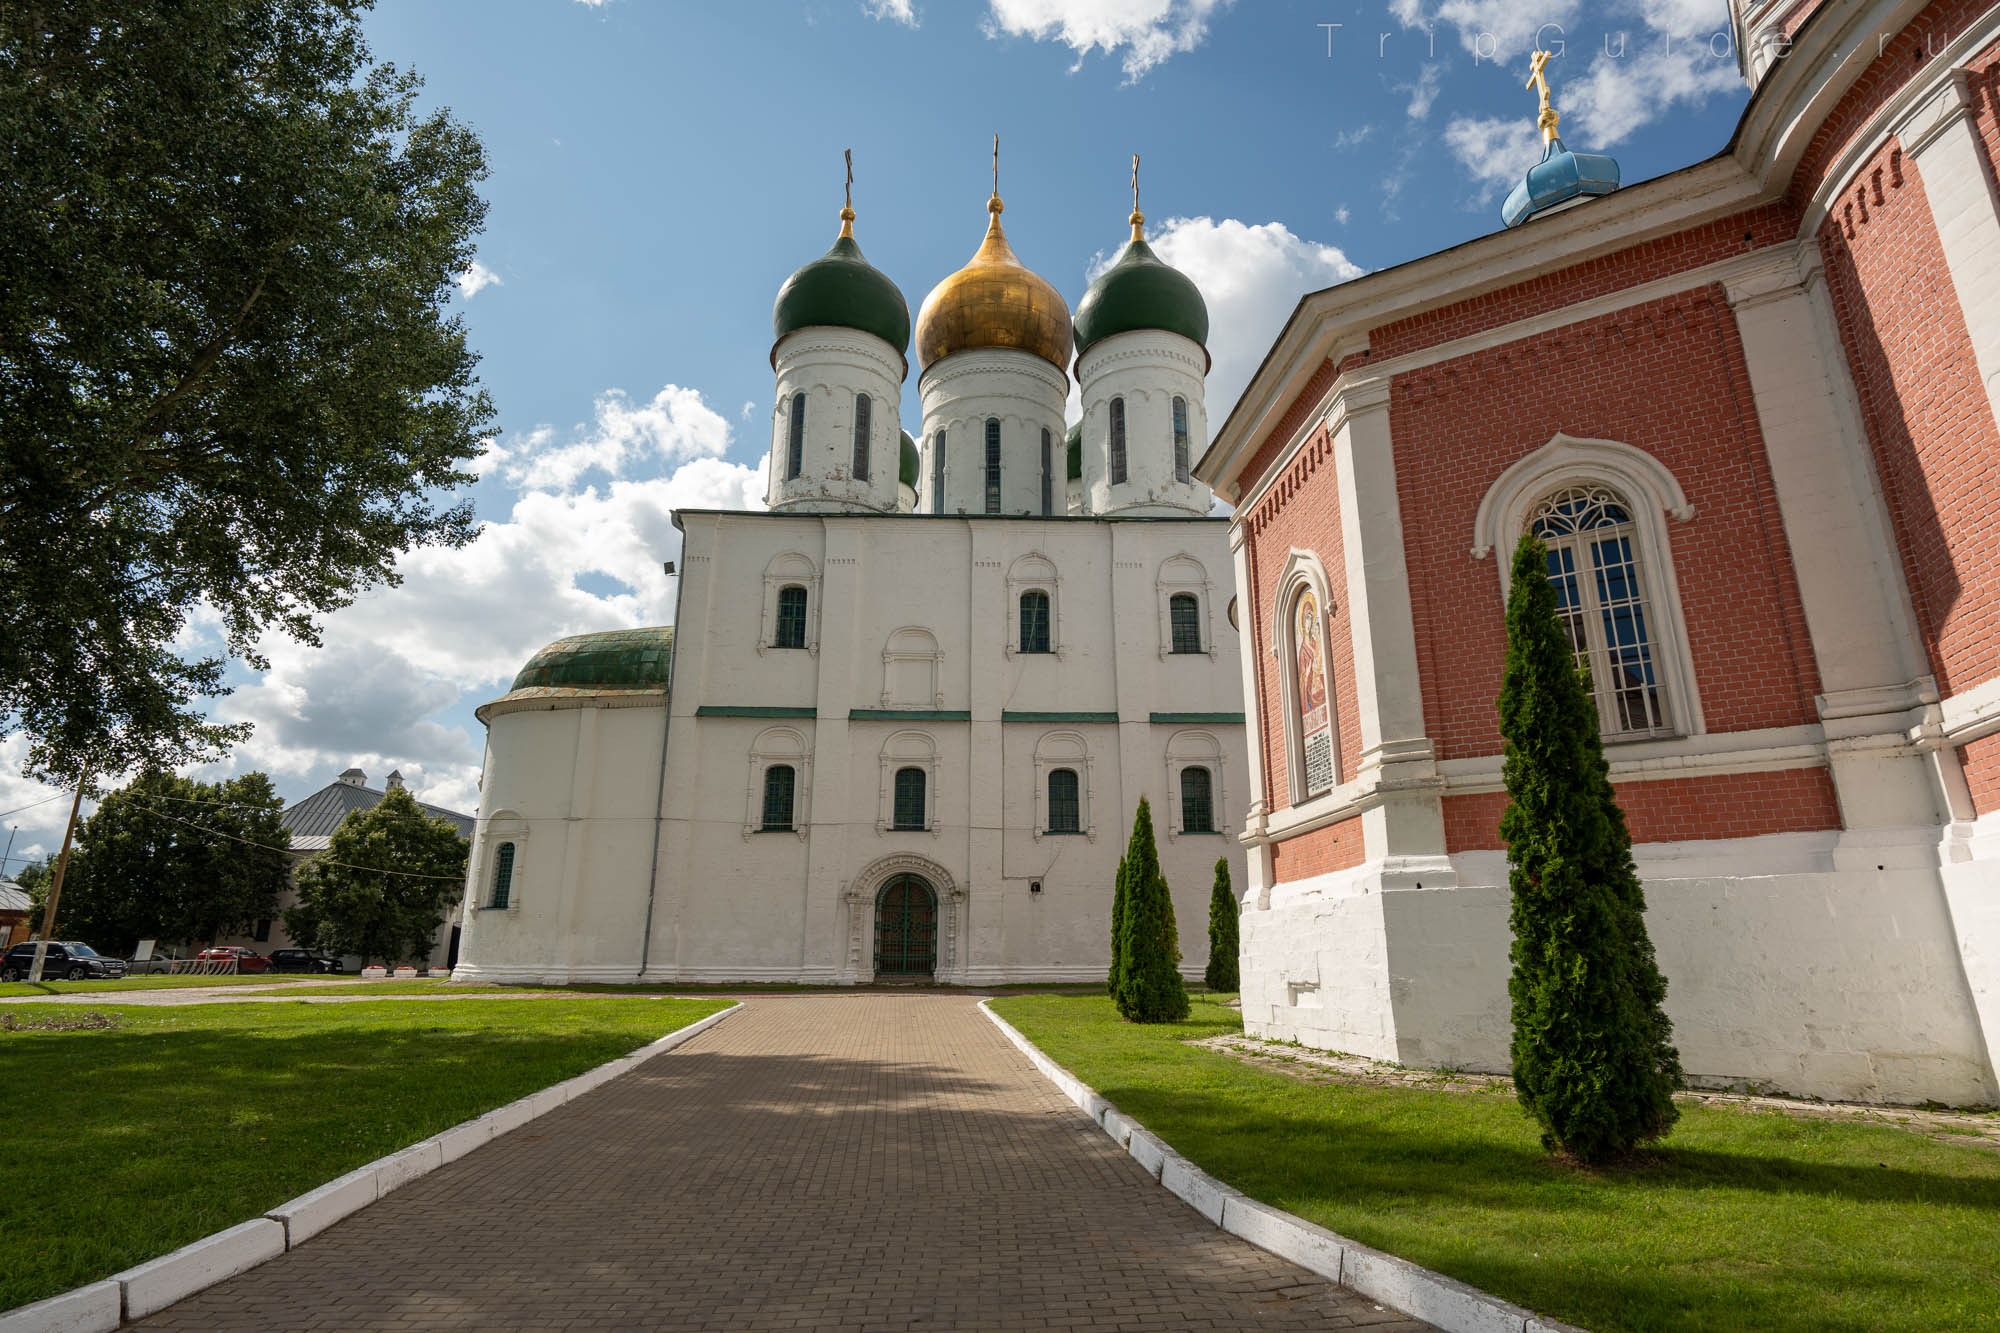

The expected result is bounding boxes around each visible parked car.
[195,946,269,973]
[2,942,129,982]
[267,948,345,974]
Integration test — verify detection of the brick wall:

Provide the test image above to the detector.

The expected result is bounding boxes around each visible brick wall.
[1960,733,2000,814]
[1817,140,2000,696]
[1269,817,1366,882]
[1442,766,1843,852]
[1391,284,1822,762]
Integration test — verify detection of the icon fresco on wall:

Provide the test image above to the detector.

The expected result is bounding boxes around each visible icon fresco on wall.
[1296,589,1329,742]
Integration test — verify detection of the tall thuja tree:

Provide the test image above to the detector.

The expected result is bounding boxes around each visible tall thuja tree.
[1204,858,1239,991]
[1115,798,1189,1023]
[1108,848,1131,996]
[1499,531,1681,1163]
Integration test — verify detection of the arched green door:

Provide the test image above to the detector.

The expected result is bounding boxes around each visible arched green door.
[874,875,937,978]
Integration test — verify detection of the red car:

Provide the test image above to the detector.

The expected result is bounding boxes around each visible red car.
[196,946,270,973]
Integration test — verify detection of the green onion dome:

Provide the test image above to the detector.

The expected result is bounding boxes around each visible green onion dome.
[771,209,911,372]
[1072,213,1208,362]
[1066,423,1082,481]
[900,430,920,488]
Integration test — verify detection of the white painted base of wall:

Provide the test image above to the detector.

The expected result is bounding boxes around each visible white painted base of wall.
[1242,829,2000,1106]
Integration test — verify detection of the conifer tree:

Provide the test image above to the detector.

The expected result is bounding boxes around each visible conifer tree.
[1204,858,1239,992]
[1115,798,1189,1022]
[1108,848,1130,996]
[1499,531,1681,1163]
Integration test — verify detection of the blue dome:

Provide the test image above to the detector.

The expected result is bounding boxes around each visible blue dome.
[1502,138,1620,229]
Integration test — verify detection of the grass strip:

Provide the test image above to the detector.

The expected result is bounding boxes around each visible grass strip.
[0,995,728,1310]
[990,993,2000,1333]
[0,974,335,997]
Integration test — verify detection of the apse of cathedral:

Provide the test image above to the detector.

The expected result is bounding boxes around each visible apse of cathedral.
[455,147,1250,990]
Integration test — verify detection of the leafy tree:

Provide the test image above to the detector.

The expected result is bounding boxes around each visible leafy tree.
[1204,858,1239,992]
[52,771,289,953]
[1499,532,1681,1164]
[0,0,494,787]
[1108,848,1130,997]
[12,859,50,920]
[1115,798,1189,1023]
[286,786,466,965]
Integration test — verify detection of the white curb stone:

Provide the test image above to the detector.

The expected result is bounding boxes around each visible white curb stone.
[0,1281,120,1333]
[266,1164,381,1247]
[375,1139,444,1194]
[433,1116,495,1165]
[115,1219,285,1320]
[977,999,1584,1333]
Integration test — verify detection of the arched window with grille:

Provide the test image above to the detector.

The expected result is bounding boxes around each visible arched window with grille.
[852,394,872,481]
[892,767,927,830]
[1529,484,1671,738]
[984,417,1002,514]
[1179,767,1214,833]
[774,585,809,649]
[785,394,806,481]
[1019,591,1051,654]
[1040,427,1053,516]
[489,842,515,909]
[1046,769,1081,833]
[1172,396,1190,484]
[1169,593,1202,654]
[931,430,947,513]
[1109,396,1128,485]
[761,765,796,832]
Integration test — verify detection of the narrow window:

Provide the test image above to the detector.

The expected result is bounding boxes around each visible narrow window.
[893,767,927,830]
[1040,427,1053,517]
[1530,485,1670,737]
[775,585,809,649]
[1047,768,1081,833]
[1019,591,1051,654]
[1180,767,1215,833]
[490,842,515,909]
[1169,593,1202,655]
[761,765,796,831]
[852,394,872,481]
[985,417,1002,514]
[786,394,806,481]
[932,430,946,514]
[1172,396,1190,484]
[252,918,271,943]
[1109,397,1128,485]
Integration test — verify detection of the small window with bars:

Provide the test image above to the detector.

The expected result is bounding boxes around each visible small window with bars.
[1109,397,1128,485]
[490,841,515,909]
[1172,396,1190,484]
[892,767,927,830]
[1040,427,1053,516]
[932,430,947,513]
[985,418,1002,514]
[1019,591,1051,654]
[1047,768,1081,833]
[1179,767,1215,833]
[1529,484,1671,739]
[785,394,806,481]
[852,394,871,481]
[774,585,808,649]
[761,765,796,831]
[1169,593,1202,654]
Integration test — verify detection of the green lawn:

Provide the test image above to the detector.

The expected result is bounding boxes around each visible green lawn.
[0,973,332,998]
[0,995,729,1311]
[990,993,2000,1333]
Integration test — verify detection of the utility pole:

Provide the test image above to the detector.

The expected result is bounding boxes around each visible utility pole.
[26,776,88,985]
[2,824,15,876]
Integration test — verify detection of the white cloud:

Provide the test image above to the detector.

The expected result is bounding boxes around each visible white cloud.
[983,0,1230,81]
[1441,114,1548,200]
[863,0,919,25]
[1106,217,1364,422]
[1335,206,1351,225]
[1399,63,1444,119]
[488,384,733,491]
[1390,0,1583,62]
[456,260,503,299]
[1333,125,1374,151]
[741,400,756,421]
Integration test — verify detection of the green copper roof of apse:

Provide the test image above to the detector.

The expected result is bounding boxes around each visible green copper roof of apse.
[510,626,675,692]
[1072,235,1208,359]
[900,430,920,487]
[772,234,911,369]
[1065,423,1083,481]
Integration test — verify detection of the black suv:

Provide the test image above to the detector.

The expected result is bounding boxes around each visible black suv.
[267,948,345,974]
[2,942,129,982]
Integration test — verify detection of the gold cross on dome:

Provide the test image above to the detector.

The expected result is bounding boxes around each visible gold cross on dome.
[1526,48,1561,143]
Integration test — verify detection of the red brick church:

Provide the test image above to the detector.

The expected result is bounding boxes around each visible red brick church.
[1197,0,2000,1105]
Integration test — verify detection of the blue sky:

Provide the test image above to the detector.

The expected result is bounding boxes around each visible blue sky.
[2,0,1752,869]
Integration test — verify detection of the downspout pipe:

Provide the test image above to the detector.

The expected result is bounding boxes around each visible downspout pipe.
[637,525,688,979]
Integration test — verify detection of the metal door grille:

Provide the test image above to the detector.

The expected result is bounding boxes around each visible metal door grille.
[874,875,937,977]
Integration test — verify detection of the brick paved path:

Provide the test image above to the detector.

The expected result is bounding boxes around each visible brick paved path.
[133,994,1432,1331]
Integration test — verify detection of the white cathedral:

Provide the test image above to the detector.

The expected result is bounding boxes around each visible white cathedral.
[453,177,1250,984]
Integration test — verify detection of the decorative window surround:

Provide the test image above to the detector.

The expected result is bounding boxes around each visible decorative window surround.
[1032,731,1096,842]
[1164,731,1229,840]
[1269,549,1341,804]
[1005,553,1065,659]
[743,727,811,840]
[877,730,940,835]
[1156,553,1216,659]
[881,627,945,707]
[1472,433,1702,737]
[759,552,822,656]
[475,814,528,915]
[844,853,964,982]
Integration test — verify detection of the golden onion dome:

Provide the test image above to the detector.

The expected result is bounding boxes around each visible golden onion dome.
[915,194,1073,374]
